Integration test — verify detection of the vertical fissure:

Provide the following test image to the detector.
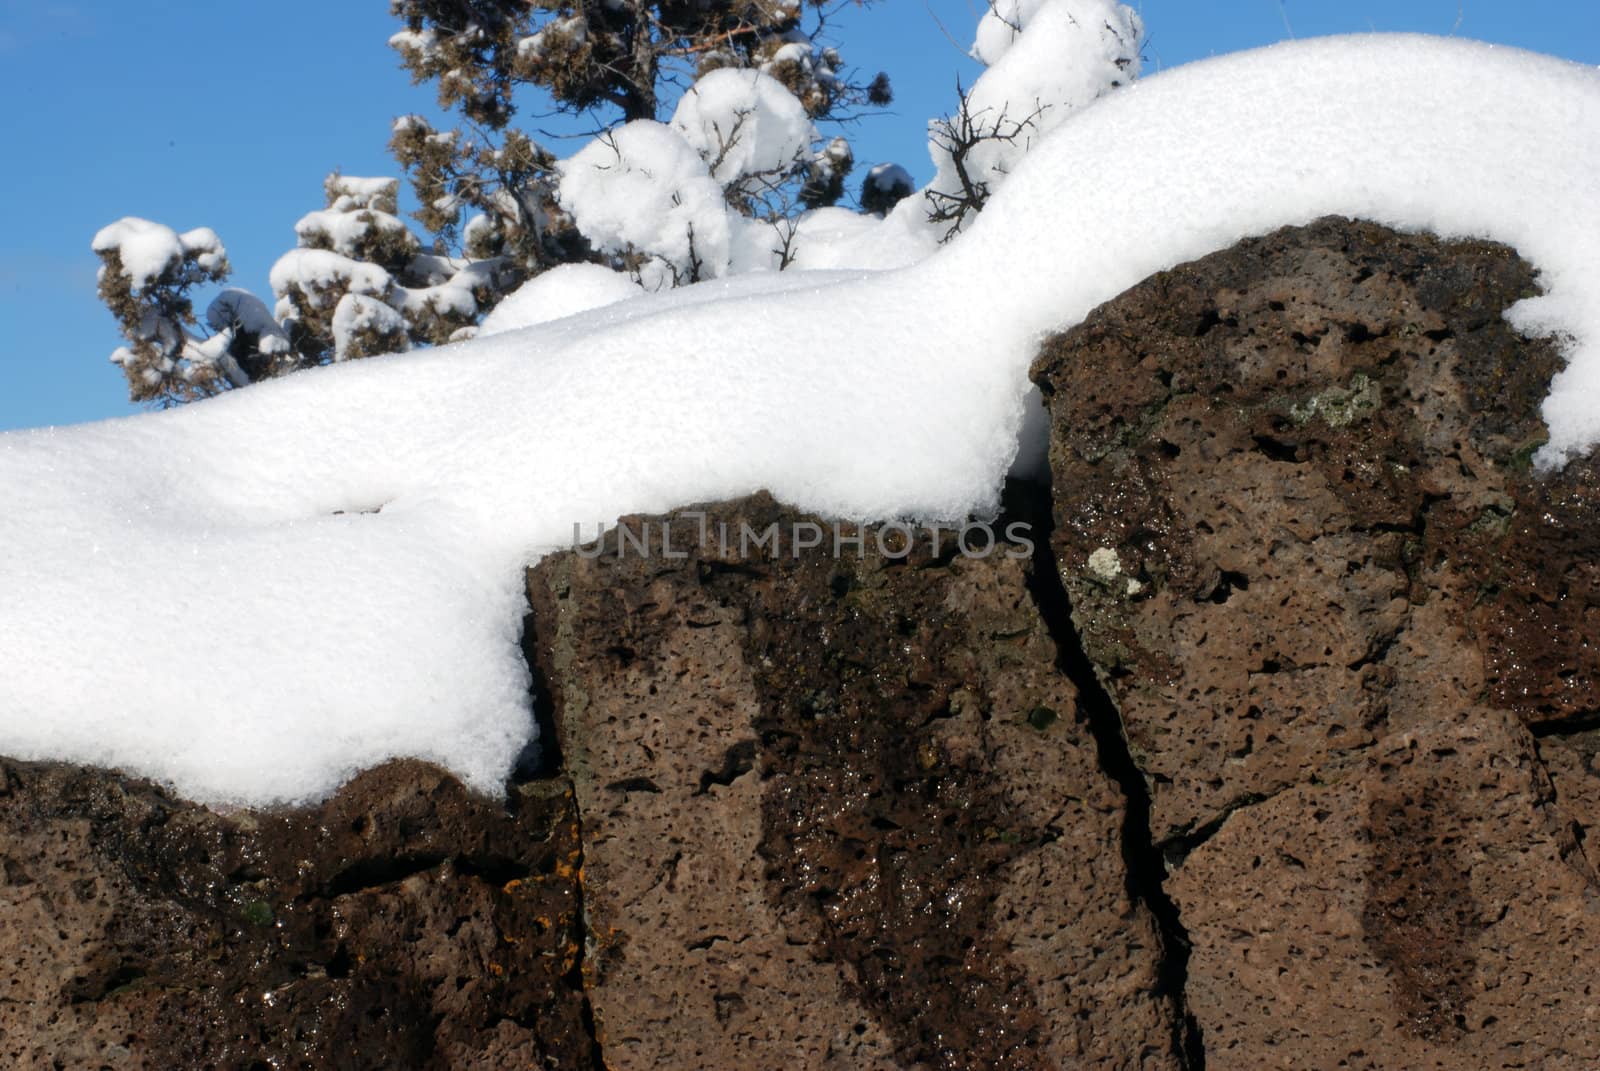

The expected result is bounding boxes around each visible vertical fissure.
[519,606,608,1070]
[564,814,607,1071]
[1004,479,1207,1069]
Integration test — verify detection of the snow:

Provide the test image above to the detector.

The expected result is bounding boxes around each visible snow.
[6,36,1600,807]
[971,0,1051,66]
[478,264,643,335]
[269,248,391,307]
[517,16,586,61]
[669,69,816,186]
[92,219,226,291]
[295,207,415,259]
[332,293,410,360]
[324,175,399,212]
[784,206,935,271]
[760,39,839,98]
[388,27,440,61]
[926,0,1142,230]
[865,163,914,198]
[559,121,732,281]
[394,278,477,320]
[559,72,820,282]
[207,289,291,356]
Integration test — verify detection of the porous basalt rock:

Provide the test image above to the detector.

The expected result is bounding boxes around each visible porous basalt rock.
[525,495,1181,1071]
[12,218,1600,1071]
[1032,217,1585,841]
[1167,709,1600,1067]
[1033,217,1600,1068]
[0,759,595,1070]
[3,492,1184,1071]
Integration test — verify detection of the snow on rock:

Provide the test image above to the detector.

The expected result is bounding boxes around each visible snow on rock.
[559,121,732,281]
[669,68,816,186]
[6,36,1600,807]
[479,264,643,335]
[92,218,227,291]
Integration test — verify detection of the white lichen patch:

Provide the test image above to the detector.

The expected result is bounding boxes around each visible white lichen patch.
[1088,547,1123,580]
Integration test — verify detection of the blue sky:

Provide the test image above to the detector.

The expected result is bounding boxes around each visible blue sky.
[2,1,1596,432]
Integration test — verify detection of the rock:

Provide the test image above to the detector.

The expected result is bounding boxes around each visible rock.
[1033,217,1600,1068]
[0,759,596,1070]
[5,490,1185,1070]
[1540,727,1600,837]
[12,217,1600,1070]
[1168,710,1600,1068]
[525,494,1182,1070]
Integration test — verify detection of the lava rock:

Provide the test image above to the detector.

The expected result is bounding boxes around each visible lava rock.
[0,759,595,1069]
[1033,217,1600,1068]
[525,494,1180,1071]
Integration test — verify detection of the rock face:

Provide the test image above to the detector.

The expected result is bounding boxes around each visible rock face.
[1033,217,1600,1068]
[7,218,1600,1070]
[0,760,596,1070]
[524,497,1183,1070]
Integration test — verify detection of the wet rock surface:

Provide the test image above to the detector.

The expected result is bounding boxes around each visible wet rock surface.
[525,495,1181,1070]
[0,759,595,1070]
[1033,217,1600,1068]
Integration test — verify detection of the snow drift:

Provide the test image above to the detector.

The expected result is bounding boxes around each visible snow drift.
[4,36,1599,805]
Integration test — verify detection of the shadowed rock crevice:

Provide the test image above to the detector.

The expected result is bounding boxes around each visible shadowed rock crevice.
[521,608,610,1070]
[517,606,567,782]
[563,833,607,1071]
[1005,480,1206,1069]
[1531,715,1600,739]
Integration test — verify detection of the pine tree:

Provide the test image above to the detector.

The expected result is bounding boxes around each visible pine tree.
[96,0,894,407]
[386,0,892,279]
[92,219,274,403]
[93,0,1147,407]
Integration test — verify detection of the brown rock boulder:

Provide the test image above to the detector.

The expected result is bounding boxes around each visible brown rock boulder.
[1033,217,1600,1068]
[0,759,596,1070]
[1169,709,1600,1068]
[525,495,1183,1071]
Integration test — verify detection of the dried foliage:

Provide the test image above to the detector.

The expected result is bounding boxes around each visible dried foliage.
[923,83,1047,240]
